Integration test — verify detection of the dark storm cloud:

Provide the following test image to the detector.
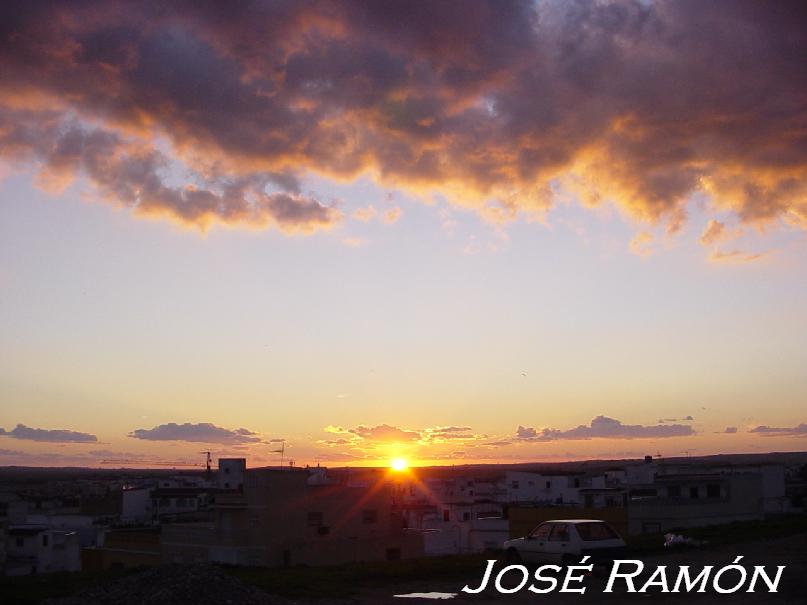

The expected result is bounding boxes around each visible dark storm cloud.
[129,422,262,444]
[0,108,341,231]
[516,415,695,441]
[0,0,805,232]
[0,423,98,443]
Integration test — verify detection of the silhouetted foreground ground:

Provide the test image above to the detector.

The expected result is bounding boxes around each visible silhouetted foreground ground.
[1,522,805,604]
[44,565,287,605]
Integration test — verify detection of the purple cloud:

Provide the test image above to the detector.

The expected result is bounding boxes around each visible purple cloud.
[749,423,807,437]
[0,423,97,443]
[0,1,803,234]
[516,416,695,441]
[128,422,262,444]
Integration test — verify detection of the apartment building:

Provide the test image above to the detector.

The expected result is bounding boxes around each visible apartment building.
[161,466,422,567]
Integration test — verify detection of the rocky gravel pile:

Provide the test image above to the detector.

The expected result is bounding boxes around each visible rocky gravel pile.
[45,564,289,605]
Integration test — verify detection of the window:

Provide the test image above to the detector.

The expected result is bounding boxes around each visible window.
[42,534,49,547]
[462,511,471,521]
[707,484,721,498]
[667,485,681,498]
[576,522,619,541]
[545,480,551,489]
[511,481,520,489]
[307,511,323,527]
[443,509,450,522]
[362,509,378,524]
[15,537,24,547]
[574,478,581,488]
[530,523,552,540]
[689,486,699,499]
[549,524,570,542]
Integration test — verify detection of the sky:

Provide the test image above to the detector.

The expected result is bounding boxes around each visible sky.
[1,0,806,468]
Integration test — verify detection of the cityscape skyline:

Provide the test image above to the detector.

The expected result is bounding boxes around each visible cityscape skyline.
[1,0,806,468]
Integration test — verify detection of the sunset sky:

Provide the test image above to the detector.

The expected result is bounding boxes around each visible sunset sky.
[1,0,806,468]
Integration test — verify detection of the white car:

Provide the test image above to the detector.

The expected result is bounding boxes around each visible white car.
[503,519,626,566]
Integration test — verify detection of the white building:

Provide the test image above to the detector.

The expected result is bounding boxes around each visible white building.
[505,471,606,505]
[5,525,80,575]
[218,458,246,491]
[397,476,507,556]
[121,486,153,523]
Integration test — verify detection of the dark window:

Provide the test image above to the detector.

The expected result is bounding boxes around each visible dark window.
[462,511,471,521]
[689,486,699,499]
[576,522,619,541]
[511,481,519,489]
[307,511,323,526]
[362,509,378,524]
[42,534,49,547]
[15,537,24,547]
[667,485,681,498]
[224,468,230,474]
[443,509,450,522]
[574,478,581,488]
[707,484,721,498]
[549,524,570,542]
[545,480,551,489]
[530,523,552,539]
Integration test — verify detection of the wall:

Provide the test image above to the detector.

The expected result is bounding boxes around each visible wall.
[627,473,764,535]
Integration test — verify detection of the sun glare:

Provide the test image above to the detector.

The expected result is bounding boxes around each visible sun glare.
[391,458,408,471]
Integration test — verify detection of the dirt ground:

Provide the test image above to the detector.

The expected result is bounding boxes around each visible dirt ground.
[33,532,806,605]
[356,532,807,604]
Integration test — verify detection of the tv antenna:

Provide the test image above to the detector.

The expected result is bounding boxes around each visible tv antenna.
[271,440,286,469]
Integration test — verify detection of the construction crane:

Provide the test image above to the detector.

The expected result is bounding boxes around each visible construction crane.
[101,451,212,469]
[99,459,203,467]
[201,450,212,480]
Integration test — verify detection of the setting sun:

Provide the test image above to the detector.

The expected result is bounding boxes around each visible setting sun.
[391,458,408,471]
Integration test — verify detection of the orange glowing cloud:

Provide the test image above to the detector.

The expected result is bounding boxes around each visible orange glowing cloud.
[0,0,804,236]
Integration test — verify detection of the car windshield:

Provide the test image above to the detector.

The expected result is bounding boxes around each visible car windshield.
[575,522,619,541]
